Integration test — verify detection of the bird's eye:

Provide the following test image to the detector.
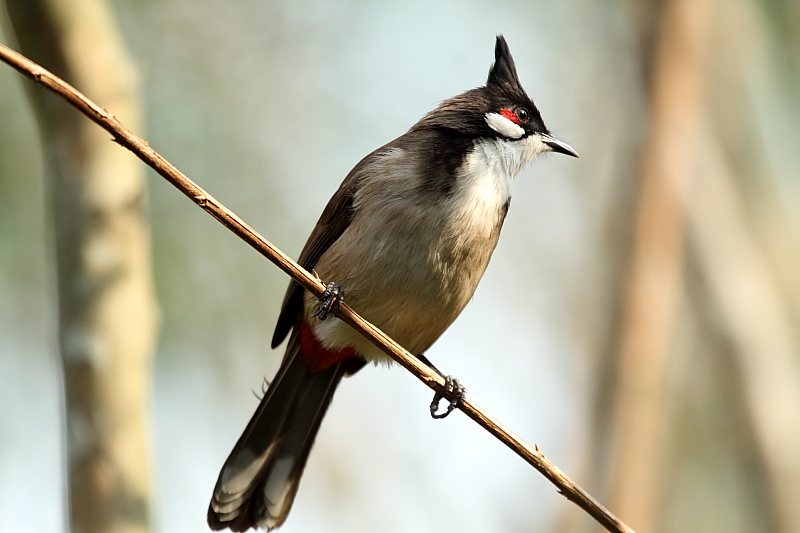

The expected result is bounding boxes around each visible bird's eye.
[515,107,530,123]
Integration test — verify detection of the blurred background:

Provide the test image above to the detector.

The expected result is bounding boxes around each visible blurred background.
[1,0,799,532]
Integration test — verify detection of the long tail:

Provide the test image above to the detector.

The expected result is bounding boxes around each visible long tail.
[208,331,359,531]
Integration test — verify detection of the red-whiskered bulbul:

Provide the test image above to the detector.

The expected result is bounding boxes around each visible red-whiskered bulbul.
[208,35,578,531]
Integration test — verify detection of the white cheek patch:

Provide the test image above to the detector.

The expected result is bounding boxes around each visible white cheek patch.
[484,112,525,139]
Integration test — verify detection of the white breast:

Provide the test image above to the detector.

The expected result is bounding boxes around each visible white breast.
[450,139,516,232]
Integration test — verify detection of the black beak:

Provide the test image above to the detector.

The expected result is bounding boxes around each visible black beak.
[540,133,579,158]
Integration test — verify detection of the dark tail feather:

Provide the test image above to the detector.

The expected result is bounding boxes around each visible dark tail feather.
[208,335,359,531]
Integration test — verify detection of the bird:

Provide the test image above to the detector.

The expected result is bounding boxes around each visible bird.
[208,34,578,531]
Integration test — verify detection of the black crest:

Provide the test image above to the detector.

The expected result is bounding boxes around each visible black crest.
[409,34,543,138]
[487,35,523,92]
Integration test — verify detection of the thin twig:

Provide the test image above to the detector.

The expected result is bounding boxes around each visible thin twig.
[0,42,634,533]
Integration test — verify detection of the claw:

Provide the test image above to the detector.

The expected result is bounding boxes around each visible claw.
[430,376,466,419]
[252,377,271,400]
[312,281,344,321]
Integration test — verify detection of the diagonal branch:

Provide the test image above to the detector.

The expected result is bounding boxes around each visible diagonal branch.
[0,42,634,533]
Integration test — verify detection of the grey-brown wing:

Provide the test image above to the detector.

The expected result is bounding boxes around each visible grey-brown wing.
[270,147,384,349]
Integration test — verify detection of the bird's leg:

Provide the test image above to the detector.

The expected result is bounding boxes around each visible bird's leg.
[312,281,344,320]
[418,354,467,419]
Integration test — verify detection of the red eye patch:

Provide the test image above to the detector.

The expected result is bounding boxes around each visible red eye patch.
[500,108,520,125]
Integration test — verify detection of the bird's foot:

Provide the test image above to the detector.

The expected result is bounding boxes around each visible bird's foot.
[312,281,344,321]
[430,375,466,419]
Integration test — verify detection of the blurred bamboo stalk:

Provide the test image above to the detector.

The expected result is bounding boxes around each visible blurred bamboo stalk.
[690,130,800,532]
[3,1,157,532]
[604,0,711,529]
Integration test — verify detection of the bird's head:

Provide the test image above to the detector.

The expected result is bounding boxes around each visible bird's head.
[412,35,578,159]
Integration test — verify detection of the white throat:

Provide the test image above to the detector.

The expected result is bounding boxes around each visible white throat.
[450,133,548,227]
[474,131,549,182]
